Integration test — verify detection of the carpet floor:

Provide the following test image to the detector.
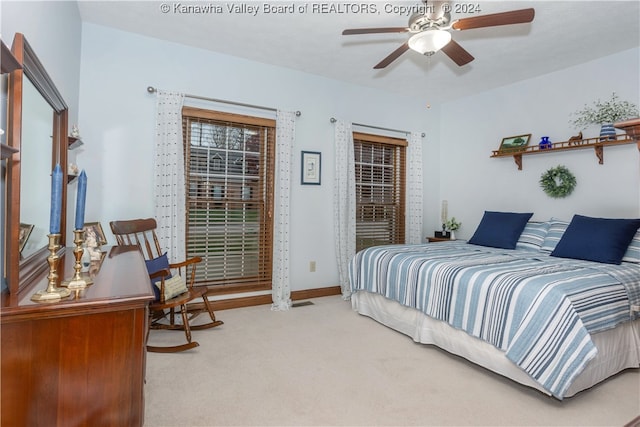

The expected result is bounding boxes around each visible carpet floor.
[144,295,640,426]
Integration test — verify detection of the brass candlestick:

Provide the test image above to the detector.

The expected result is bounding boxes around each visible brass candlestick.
[61,229,93,289]
[31,234,71,302]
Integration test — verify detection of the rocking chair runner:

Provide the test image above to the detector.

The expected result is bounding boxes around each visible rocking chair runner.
[109,218,223,353]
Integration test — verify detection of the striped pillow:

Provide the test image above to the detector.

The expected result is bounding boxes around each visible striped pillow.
[623,230,640,263]
[516,221,550,251]
[156,275,188,301]
[541,219,569,252]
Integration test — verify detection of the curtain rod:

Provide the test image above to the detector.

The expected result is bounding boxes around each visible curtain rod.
[147,86,301,116]
[330,117,424,137]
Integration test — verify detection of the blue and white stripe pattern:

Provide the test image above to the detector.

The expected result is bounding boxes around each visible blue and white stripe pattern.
[349,241,640,399]
[623,230,640,263]
[516,221,550,251]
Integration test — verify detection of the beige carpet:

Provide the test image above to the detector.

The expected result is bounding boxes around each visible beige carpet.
[144,295,640,426]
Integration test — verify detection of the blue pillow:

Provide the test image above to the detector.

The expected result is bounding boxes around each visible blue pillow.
[468,211,533,249]
[145,253,172,301]
[551,215,640,264]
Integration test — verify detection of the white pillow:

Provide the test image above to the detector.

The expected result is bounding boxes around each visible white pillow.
[156,275,188,300]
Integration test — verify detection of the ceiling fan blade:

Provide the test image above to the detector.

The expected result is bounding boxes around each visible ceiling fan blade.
[342,27,409,35]
[451,8,535,31]
[441,40,474,66]
[374,42,410,69]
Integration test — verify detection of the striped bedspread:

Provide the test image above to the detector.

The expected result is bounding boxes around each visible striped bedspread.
[348,241,640,399]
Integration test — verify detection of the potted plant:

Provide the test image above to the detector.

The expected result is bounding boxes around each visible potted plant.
[570,92,639,140]
[445,217,461,240]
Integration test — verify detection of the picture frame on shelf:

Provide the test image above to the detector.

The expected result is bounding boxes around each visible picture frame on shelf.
[301,151,321,185]
[498,134,531,152]
[83,222,107,246]
[19,223,34,253]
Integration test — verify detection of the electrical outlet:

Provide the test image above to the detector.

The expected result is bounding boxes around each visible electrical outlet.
[309,261,316,272]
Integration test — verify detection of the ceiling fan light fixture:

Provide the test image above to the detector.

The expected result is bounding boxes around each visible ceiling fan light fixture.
[408,29,452,55]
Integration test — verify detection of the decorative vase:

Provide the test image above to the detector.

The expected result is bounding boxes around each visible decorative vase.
[450,230,456,240]
[538,136,552,150]
[599,123,616,141]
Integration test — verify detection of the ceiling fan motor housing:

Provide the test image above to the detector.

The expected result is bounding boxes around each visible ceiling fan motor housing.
[409,11,451,32]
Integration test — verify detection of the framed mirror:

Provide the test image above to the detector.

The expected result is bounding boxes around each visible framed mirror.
[5,33,69,295]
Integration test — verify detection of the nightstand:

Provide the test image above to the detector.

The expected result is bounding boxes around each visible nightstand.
[427,237,451,243]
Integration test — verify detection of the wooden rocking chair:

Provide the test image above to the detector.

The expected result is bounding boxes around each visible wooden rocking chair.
[110,218,223,353]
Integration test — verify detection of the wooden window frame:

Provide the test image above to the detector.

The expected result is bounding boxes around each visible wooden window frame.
[353,132,407,252]
[182,106,275,295]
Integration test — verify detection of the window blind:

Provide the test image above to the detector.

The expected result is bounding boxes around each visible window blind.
[182,107,275,292]
[353,132,406,252]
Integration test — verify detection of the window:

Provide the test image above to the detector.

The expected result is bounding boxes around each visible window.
[353,132,407,252]
[182,107,275,293]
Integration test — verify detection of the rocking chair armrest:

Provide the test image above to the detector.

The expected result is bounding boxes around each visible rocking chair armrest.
[169,257,200,289]
[169,256,202,269]
[148,268,171,303]
[149,268,171,281]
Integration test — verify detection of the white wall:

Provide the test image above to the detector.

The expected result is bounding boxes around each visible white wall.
[77,23,438,293]
[440,48,640,240]
[1,1,82,125]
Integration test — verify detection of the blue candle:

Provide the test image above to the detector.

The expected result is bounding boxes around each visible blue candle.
[49,164,62,234]
[74,170,87,230]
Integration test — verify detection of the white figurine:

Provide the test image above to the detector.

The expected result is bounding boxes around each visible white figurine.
[71,125,81,138]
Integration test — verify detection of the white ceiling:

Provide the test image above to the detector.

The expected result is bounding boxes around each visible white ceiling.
[77,1,640,104]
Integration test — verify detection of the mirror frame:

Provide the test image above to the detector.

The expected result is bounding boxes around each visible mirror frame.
[5,33,69,296]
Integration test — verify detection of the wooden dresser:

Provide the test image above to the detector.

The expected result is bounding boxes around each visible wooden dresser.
[1,245,154,427]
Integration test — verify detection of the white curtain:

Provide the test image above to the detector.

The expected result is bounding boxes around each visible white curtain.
[154,90,186,262]
[406,131,424,244]
[333,120,356,300]
[271,110,296,311]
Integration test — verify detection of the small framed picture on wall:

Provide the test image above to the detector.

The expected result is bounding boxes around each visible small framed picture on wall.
[301,151,321,185]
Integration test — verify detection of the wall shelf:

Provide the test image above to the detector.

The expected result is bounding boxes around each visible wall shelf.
[1,143,18,160]
[1,40,21,74]
[490,134,639,170]
[1,40,21,160]
[68,136,84,150]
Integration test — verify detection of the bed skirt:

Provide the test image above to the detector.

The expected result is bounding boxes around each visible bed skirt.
[351,291,640,398]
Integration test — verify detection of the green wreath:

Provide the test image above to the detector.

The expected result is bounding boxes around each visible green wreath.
[540,165,577,198]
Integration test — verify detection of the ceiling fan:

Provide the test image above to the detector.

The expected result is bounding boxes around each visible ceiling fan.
[342,1,535,69]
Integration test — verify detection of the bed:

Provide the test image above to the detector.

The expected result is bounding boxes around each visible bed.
[349,212,640,399]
